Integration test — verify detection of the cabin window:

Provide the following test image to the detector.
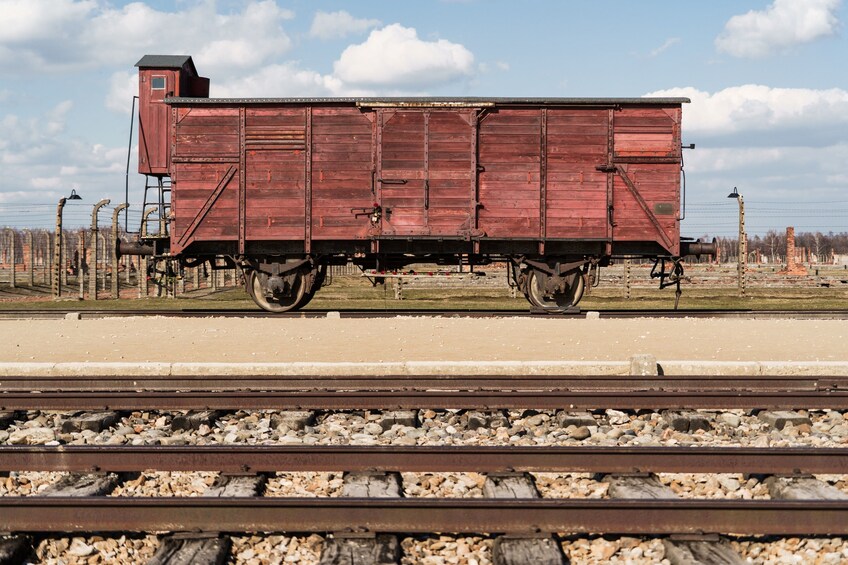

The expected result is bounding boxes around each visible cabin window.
[151,76,166,90]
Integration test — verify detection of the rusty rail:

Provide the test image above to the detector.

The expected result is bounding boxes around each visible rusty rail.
[3,374,847,391]
[2,378,848,409]
[2,308,848,320]
[3,445,848,474]
[2,497,847,535]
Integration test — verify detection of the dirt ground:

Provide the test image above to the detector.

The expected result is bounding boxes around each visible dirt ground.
[0,316,845,364]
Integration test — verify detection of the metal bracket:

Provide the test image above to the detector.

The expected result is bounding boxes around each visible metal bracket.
[522,258,587,277]
[651,257,685,309]
[352,205,382,224]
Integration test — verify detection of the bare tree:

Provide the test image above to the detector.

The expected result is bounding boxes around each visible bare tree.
[762,230,784,264]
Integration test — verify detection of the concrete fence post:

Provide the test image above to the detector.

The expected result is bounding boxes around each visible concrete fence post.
[53,198,66,298]
[78,230,85,300]
[44,232,52,286]
[98,232,107,294]
[5,229,16,288]
[25,230,34,287]
[139,207,156,299]
[111,203,129,299]
[140,256,149,298]
[89,199,110,300]
[61,234,70,288]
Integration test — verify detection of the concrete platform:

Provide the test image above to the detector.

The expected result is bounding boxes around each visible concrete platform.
[1,359,848,377]
[1,317,846,376]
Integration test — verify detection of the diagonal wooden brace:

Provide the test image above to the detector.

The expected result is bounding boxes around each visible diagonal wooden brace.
[614,164,675,252]
[176,165,237,249]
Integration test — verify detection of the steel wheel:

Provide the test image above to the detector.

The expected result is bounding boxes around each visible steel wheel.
[247,269,306,313]
[525,269,585,310]
[526,270,558,310]
[295,264,327,310]
[554,269,585,309]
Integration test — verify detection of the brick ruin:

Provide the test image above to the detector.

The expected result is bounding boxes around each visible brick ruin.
[779,226,809,275]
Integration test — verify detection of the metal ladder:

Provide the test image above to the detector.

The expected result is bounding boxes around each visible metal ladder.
[140,175,171,238]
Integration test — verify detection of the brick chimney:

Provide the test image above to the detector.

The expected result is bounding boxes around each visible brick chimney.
[779,226,808,275]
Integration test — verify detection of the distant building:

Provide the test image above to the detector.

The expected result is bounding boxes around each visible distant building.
[832,253,848,266]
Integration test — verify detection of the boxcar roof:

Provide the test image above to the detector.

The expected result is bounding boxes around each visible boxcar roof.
[136,55,197,72]
[165,96,689,107]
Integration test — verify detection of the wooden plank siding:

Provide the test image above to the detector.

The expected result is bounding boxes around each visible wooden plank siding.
[614,107,680,159]
[138,69,179,175]
[311,107,375,239]
[426,111,476,234]
[167,101,682,257]
[478,110,542,238]
[611,107,681,254]
[379,110,427,234]
[244,107,307,239]
[171,107,240,249]
[544,109,609,239]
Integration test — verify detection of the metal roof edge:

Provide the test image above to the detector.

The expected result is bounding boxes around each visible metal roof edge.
[165,96,690,106]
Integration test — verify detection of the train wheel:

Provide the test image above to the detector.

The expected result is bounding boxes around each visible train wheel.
[526,269,585,310]
[247,269,306,313]
[526,270,557,310]
[555,270,585,309]
[295,264,327,309]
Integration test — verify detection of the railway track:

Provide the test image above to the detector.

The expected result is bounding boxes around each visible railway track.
[3,444,848,474]
[2,373,848,410]
[2,444,848,536]
[2,307,848,319]
[3,407,848,562]
[3,367,848,562]
[5,497,847,536]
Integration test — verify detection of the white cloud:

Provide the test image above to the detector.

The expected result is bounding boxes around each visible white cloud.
[684,146,792,173]
[46,100,73,137]
[2,3,475,103]
[644,84,848,235]
[333,24,474,88]
[0,102,127,208]
[646,85,848,135]
[0,0,295,75]
[0,0,95,43]
[310,10,381,40]
[106,71,138,115]
[213,63,349,98]
[685,143,848,176]
[650,37,680,57]
[716,0,840,58]
[216,23,479,98]
[0,102,72,162]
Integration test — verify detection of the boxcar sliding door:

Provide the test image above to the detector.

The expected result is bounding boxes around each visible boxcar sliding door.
[377,109,476,237]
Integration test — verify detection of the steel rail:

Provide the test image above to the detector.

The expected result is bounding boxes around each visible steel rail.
[2,497,847,535]
[2,308,848,320]
[2,389,847,410]
[3,374,848,391]
[3,445,848,474]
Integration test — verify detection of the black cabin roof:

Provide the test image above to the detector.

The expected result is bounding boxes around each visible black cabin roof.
[135,55,198,75]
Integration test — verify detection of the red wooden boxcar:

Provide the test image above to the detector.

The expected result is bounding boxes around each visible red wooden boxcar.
[122,55,712,312]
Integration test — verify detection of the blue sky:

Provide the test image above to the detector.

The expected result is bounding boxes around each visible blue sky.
[1,0,846,237]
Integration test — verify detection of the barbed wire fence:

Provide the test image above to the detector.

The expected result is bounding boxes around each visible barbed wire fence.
[3,198,848,300]
[0,223,239,301]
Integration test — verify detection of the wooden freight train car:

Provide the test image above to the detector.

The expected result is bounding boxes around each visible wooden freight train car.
[121,55,712,312]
